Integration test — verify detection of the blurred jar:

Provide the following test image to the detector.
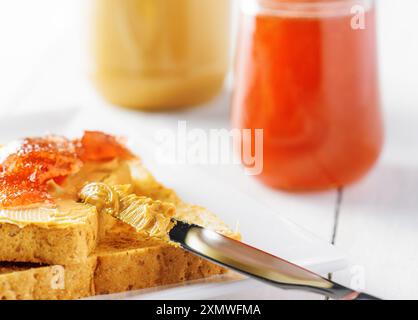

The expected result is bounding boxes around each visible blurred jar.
[232,0,383,191]
[91,0,230,110]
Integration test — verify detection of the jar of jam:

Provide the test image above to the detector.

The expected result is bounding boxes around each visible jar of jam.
[232,0,383,191]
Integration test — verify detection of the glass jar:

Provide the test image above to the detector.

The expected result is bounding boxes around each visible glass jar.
[91,0,230,110]
[232,0,383,191]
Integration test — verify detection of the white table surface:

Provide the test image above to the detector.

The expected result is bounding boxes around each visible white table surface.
[0,0,417,300]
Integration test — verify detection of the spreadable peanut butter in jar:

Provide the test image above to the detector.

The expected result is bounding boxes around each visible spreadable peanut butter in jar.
[91,0,230,111]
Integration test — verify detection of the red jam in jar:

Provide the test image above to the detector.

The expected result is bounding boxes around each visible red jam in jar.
[232,0,383,191]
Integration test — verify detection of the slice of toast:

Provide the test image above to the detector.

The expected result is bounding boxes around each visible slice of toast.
[93,237,225,296]
[0,160,237,268]
[0,142,238,265]
[0,160,133,265]
[0,201,98,265]
[0,237,225,300]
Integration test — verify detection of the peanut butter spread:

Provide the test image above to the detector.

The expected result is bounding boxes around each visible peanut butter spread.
[79,182,175,240]
[0,200,96,228]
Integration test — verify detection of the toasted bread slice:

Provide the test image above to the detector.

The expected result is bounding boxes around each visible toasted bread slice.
[0,237,225,300]
[93,237,225,295]
[0,159,135,265]
[0,201,98,265]
[0,139,238,264]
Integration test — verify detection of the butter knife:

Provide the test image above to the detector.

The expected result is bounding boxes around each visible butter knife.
[169,220,381,300]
